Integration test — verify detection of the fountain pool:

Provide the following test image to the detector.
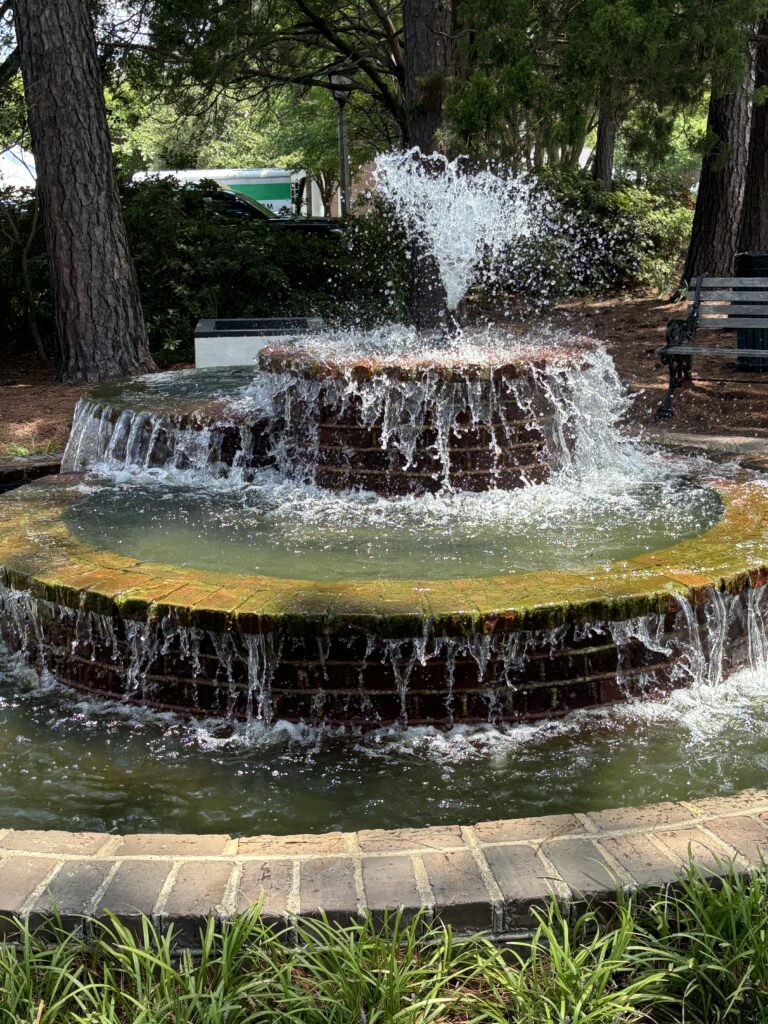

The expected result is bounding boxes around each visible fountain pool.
[1,646,768,836]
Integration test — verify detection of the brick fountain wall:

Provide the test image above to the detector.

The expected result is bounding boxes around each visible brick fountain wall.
[258,347,574,495]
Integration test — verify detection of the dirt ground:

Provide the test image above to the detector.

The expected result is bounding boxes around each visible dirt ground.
[555,294,768,438]
[0,356,89,454]
[1,294,768,453]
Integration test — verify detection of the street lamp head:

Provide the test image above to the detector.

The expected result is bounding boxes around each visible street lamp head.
[328,72,354,103]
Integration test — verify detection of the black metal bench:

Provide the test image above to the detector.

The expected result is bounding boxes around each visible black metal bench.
[657,274,768,417]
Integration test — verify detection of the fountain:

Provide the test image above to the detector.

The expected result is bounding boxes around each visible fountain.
[1,151,768,740]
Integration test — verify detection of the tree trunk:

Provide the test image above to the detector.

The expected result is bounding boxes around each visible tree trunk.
[592,99,619,189]
[12,0,155,383]
[400,0,454,328]
[402,0,454,151]
[739,20,768,252]
[683,67,753,283]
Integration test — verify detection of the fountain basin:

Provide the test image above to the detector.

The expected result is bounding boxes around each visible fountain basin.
[1,474,767,725]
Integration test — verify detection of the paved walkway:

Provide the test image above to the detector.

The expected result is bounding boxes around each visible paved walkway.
[0,452,63,493]
[651,430,768,468]
[0,790,766,944]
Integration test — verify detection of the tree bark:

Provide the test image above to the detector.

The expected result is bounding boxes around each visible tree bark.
[739,20,768,252]
[592,99,619,189]
[402,0,454,151]
[683,67,753,282]
[400,1,455,328]
[12,0,155,383]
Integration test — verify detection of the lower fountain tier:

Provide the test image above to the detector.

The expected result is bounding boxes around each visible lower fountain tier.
[0,597,744,724]
[1,474,767,725]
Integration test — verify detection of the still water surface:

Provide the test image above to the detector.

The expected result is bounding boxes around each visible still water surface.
[66,477,722,581]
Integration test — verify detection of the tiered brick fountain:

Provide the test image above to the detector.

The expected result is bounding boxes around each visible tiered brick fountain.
[2,149,768,729]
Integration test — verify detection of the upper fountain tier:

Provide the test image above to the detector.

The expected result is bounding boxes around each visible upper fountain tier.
[63,328,603,496]
[259,331,597,495]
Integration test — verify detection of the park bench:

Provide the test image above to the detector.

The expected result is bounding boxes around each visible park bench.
[657,274,768,417]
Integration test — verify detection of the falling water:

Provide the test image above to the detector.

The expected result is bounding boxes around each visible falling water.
[62,329,654,495]
[2,582,766,729]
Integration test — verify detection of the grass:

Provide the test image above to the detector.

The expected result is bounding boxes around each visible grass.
[0,440,60,457]
[0,863,767,1023]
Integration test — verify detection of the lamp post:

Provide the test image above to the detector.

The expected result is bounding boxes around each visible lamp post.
[329,72,353,217]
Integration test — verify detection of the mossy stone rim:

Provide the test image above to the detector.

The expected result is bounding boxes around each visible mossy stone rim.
[0,475,767,638]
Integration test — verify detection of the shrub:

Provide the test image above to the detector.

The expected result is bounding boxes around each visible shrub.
[0,173,691,366]
[2,864,768,1023]
[0,179,403,367]
[484,171,693,308]
[634,861,768,1023]
[542,171,692,296]
[121,178,401,366]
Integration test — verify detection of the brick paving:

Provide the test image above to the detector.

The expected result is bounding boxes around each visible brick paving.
[0,791,764,944]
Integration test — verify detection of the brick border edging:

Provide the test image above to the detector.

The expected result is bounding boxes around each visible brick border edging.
[1,789,767,945]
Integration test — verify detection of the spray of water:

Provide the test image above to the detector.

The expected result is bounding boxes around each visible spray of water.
[373,149,539,310]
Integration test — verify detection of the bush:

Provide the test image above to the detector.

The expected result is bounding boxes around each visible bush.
[0,179,403,367]
[482,171,693,309]
[122,179,403,366]
[0,187,53,359]
[542,171,692,296]
[0,173,691,366]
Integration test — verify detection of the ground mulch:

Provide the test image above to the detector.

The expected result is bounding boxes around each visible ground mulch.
[0,356,88,453]
[1,294,767,452]
[553,294,768,437]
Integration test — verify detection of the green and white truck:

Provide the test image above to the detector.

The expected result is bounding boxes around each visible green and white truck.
[132,167,295,214]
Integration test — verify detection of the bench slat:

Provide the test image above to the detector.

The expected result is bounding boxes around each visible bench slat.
[680,290,768,303]
[693,317,768,329]
[699,304,768,315]
[694,276,768,287]
[658,345,768,357]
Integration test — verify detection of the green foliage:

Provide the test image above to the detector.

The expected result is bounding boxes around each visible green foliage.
[478,901,669,1024]
[0,187,53,358]
[497,172,694,303]
[635,861,768,1023]
[5,865,768,1023]
[0,179,403,365]
[0,904,665,1024]
[0,173,691,366]
[122,178,401,364]
[445,0,766,181]
[615,100,708,192]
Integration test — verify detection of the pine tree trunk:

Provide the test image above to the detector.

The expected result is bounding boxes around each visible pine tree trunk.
[401,0,454,328]
[739,21,768,252]
[592,100,618,189]
[402,0,454,152]
[683,68,753,282]
[12,0,155,383]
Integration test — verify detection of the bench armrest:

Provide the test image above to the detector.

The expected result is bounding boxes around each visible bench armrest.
[665,316,696,347]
